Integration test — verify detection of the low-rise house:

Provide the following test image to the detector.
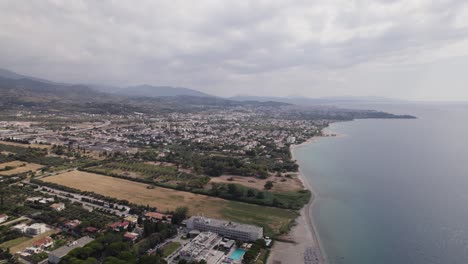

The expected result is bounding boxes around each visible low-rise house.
[64,220,82,230]
[124,215,138,224]
[0,214,8,223]
[85,227,99,234]
[108,221,129,232]
[144,212,172,222]
[32,236,54,249]
[123,232,139,243]
[50,203,65,211]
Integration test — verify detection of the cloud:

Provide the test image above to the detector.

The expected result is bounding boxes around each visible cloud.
[0,0,468,100]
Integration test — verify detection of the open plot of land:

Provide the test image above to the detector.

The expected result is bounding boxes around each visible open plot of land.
[7,229,59,254]
[0,162,43,176]
[0,237,30,251]
[0,141,52,150]
[43,171,295,235]
[0,160,26,170]
[210,174,304,192]
[161,242,181,257]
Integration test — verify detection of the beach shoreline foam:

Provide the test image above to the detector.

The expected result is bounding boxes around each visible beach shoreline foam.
[267,137,327,264]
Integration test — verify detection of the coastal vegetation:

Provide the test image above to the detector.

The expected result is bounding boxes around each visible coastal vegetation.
[41,171,297,236]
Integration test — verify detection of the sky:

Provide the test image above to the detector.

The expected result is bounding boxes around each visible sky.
[1,0,468,100]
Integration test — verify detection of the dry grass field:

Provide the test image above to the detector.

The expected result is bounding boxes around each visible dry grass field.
[44,170,235,216]
[0,141,52,149]
[0,161,43,176]
[0,160,25,170]
[210,174,304,192]
[43,170,297,235]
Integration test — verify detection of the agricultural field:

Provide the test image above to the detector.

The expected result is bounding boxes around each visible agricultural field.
[43,171,296,236]
[0,161,43,176]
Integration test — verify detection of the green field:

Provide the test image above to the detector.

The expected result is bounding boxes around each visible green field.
[220,201,298,237]
[0,236,30,250]
[161,241,181,257]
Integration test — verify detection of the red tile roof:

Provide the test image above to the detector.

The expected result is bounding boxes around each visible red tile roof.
[144,212,171,220]
[33,237,53,248]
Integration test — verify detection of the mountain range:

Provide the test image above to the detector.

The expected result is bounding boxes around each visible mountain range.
[0,68,405,106]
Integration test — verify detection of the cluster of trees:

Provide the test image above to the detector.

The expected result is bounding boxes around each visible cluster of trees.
[96,161,209,187]
[60,233,167,264]
[242,239,268,264]
[0,143,69,166]
[31,203,117,230]
[208,183,311,210]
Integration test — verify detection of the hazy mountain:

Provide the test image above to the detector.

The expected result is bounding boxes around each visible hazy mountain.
[0,76,109,103]
[0,68,61,84]
[116,85,213,98]
[230,95,405,105]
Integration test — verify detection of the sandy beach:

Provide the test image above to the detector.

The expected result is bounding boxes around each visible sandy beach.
[267,138,326,264]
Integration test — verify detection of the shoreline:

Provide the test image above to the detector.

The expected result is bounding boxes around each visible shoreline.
[267,137,327,264]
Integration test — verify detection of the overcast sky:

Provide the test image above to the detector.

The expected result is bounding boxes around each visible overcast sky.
[1,0,468,100]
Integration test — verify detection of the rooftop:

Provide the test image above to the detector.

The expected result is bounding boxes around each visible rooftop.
[189,216,263,234]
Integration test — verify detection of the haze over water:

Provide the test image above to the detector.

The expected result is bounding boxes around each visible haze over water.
[294,103,468,264]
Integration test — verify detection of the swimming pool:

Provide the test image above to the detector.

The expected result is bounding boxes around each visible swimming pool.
[229,248,246,261]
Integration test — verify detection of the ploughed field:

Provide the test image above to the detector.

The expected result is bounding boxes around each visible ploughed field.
[43,170,297,236]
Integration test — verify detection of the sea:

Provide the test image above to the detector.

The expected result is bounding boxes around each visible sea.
[294,103,468,264]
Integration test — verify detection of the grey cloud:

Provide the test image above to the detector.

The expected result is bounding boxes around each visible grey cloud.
[1,0,468,100]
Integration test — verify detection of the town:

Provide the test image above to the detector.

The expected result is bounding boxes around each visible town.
[0,103,409,264]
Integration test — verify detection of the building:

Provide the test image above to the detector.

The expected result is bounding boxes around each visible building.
[0,214,8,223]
[48,236,94,264]
[178,232,224,263]
[186,216,263,242]
[50,203,65,211]
[144,212,171,222]
[32,236,54,249]
[64,220,82,230]
[123,232,139,243]
[286,136,296,144]
[13,223,28,233]
[108,221,129,232]
[124,215,138,224]
[25,223,47,235]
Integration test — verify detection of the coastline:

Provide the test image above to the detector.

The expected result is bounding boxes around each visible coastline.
[267,137,327,264]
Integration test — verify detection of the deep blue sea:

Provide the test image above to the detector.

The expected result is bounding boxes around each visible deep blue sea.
[294,103,468,264]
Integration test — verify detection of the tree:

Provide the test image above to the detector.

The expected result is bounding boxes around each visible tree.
[246,189,256,197]
[172,206,189,225]
[264,181,273,190]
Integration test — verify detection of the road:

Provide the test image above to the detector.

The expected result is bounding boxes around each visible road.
[22,180,131,217]
[0,216,29,227]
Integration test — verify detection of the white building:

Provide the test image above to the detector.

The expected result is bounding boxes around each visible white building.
[186,216,263,242]
[178,232,224,263]
[286,136,296,144]
[26,223,47,235]
[50,203,65,211]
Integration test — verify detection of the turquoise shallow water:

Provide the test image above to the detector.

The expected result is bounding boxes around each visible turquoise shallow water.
[294,104,468,264]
